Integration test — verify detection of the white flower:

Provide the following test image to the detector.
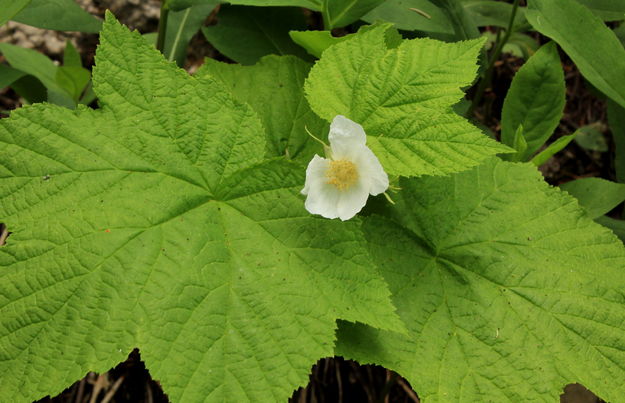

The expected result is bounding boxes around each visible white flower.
[301,115,389,221]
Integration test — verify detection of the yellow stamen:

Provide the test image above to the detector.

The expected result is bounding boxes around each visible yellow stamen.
[326,160,358,191]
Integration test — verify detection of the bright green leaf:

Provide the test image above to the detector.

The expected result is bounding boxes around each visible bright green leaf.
[526,0,625,109]
[530,133,576,166]
[201,5,309,65]
[0,13,403,402]
[502,124,527,162]
[337,158,625,402]
[164,2,218,65]
[289,30,352,58]
[560,177,625,219]
[322,0,385,29]
[196,55,327,161]
[501,42,565,160]
[305,25,510,177]
[0,0,31,27]
[574,123,609,151]
[12,0,102,33]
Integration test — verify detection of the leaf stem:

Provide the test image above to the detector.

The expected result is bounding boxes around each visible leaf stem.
[468,0,520,117]
[156,1,170,53]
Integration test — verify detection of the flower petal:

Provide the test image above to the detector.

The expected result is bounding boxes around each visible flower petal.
[354,146,389,195]
[328,115,367,159]
[302,154,329,195]
[337,181,369,221]
[305,183,342,219]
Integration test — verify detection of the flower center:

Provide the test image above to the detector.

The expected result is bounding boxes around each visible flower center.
[326,159,358,191]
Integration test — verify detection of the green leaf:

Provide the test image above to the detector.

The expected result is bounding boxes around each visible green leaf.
[55,65,90,102]
[0,0,31,27]
[560,177,625,219]
[322,0,385,29]
[574,123,609,151]
[336,158,625,402]
[0,13,403,402]
[530,133,576,166]
[501,42,565,160]
[0,42,74,107]
[63,41,82,68]
[196,55,327,161]
[483,31,539,59]
[201,5,309,65]
[0,64,26,89]
[167,0,321,11]
[596,215,625,243]
[575,0,625,21]
[305,25,510,177]
[462,0,528,29]
[608,100,625,183]
[430,0,480,40]
[363,0,454,35]
[502,124,527,162]
[289,30,352,58]
[12,0,102,33]
[164,3,218,66]
[526,0,625,109]
[9,75,47,104]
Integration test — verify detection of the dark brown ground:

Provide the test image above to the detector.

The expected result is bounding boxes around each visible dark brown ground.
[0,2,615,402]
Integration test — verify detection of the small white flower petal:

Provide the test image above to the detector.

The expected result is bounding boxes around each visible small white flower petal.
[328,115,367,159]
[337,181,369,221]
[305,182,342,219]
[353,146,389,195]
[301,154,329,195]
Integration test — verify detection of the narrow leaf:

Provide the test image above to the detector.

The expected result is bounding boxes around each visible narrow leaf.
[526,0,625,108]
[530,133,576,166]
[0,0,31,27]
[164,2,218,65]
[63,40,82,68]
[0,64,26,89]
[560,177,625,219]
[608,100,625,183]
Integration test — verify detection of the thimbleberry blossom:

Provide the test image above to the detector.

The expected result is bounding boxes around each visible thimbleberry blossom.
[301,115,389,220]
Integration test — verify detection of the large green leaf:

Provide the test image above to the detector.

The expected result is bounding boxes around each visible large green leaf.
[526,0,625,109]
[576,0,625,21]
[0,13,404,402]
[336,158,625,402]
[608,100,625,183]
[501,42,565,160]
[201,5,309,65]
[0,64,26,89]
[12,0,102,32]
[305,25,509,177]
[196,55,326,161]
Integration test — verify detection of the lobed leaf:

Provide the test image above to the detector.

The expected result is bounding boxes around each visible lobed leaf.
[0,13,403,402]
[305,25,510,177]
[337,158,625,402]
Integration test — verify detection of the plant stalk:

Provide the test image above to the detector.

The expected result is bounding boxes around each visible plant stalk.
[468,0,521,117]
[156,1,170,53]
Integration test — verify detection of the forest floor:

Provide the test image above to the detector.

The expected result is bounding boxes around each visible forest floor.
[0,1,613,402]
